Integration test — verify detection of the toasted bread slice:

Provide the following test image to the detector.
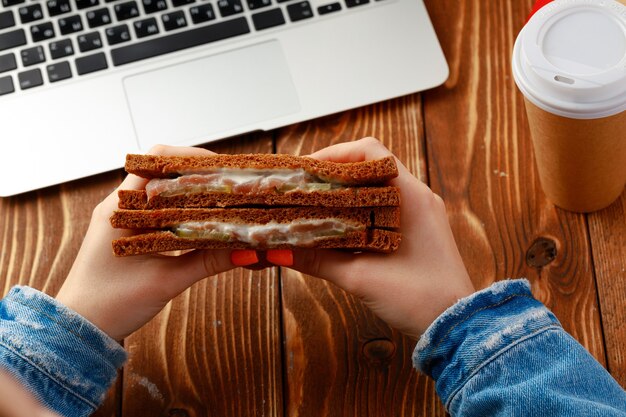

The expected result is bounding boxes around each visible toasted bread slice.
[112,229,401,256]
[111,207,400,229]
[117,186,400,209]
[124,154,398,185]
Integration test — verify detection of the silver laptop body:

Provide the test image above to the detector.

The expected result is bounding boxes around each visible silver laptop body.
[0,0,448,196]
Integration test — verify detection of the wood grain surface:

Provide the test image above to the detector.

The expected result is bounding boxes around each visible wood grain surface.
[0,0,625,416]
[588,194,626,386]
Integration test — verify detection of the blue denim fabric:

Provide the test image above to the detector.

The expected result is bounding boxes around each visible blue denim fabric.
[2,281,625,417]
[413,279,626,416]
[0,286,127,417]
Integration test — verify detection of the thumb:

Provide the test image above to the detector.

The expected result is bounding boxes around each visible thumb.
[289,249,378,293]
[155,249,234,290]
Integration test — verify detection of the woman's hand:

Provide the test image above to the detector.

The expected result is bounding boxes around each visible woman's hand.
[56,145,235,341]
[290,138,475,339]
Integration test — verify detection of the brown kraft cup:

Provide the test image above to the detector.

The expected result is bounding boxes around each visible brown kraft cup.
[524,100,626,212]
[512,0,626,212]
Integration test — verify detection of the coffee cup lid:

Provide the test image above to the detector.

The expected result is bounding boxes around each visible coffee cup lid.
[512,0,626,119]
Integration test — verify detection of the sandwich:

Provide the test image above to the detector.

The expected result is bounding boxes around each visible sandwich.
[111,153,402,256]
[117,154,400,209]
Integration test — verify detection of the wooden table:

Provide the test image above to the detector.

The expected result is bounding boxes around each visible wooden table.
[1,0,625,415]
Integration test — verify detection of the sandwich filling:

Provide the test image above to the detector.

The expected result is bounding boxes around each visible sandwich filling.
[172,218,364,247]
[146,169,340,199]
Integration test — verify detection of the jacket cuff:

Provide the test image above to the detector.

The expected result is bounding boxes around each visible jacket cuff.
[412,279,561,407]
[0,285,127,416]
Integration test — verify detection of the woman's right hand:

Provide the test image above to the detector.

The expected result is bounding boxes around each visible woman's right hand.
[289,138,475,339]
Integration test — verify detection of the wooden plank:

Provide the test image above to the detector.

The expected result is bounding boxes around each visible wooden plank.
[0,173,120,294]
[0,172,123,417]
[588,193,626,386]
[276,96,446,416]
[422,0,606,362]
[121,135,284,417]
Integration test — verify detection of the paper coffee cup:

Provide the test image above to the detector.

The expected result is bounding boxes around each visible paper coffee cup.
[512,0,626,212]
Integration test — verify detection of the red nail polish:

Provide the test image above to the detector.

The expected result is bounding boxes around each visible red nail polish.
[230,250,259,266]
[266,249,293,266]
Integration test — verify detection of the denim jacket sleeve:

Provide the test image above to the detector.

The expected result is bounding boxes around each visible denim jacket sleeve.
[413,279,626,416]
[0,286,127,417]
[2,282,625,417]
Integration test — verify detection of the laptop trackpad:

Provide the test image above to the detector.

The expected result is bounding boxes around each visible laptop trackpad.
[123,40,300,149]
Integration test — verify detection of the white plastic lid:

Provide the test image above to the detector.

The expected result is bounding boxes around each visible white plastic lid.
[512,0,626,119]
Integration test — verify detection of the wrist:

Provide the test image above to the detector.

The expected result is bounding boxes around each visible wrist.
[55,285,118,340]
[416,289,475,337]
[414,275,476,338]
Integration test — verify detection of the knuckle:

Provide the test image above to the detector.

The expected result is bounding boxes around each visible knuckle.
[147,144,168,155]
[433,192,446,208]
[360,137,392,157]
[361,136,382,148]
[201,250,221,277]
[92,200,110,221]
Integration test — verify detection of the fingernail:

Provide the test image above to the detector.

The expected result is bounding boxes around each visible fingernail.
[230,250,259,266]
[266,249,294,266]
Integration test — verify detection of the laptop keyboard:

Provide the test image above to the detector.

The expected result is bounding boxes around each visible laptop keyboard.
[0,0,379,96]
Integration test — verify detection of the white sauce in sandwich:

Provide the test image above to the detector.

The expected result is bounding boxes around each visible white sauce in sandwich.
[173,218,364,247]
[146,168,337,199]
[178,168,308,183]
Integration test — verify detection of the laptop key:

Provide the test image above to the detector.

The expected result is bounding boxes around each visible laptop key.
[47,0,72,16]
[133,17,159,38]
[59,15,83,35]
[252,8,284,30]
[111,17,250,66]
[217,0,243,17]
[47,61,72,82]
[20,45,45,66]
[0,29,26,52]
[0,53,17,73]
[77,31,103,52]
[345,0,368,7]
[248,0,271,10]
[76,51,107,74]
[31,22,56,42]
[0,75,14,95]
[18,68,43,89]
[317,2,340,14]
[18,4,44,24]
[114,1,140,21]
[0,11,15,30]
[49,38,74,59]
[86,8,111,28]
[75,0,99,9]
[189,4,215,24]
[162,11,186,31]
[1,0,24,6]
[106,24,131,45]
[287,1,313,21]
[172,0,194,6]
[142,0,167,14]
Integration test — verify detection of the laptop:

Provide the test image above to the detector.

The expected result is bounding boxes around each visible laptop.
[0,0,448,196]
